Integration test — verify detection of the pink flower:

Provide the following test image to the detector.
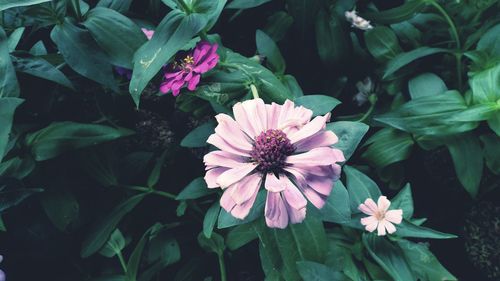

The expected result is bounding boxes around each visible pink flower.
[203,98,345,229]
[359,196,403,236]
[141,28,154,40]
[160,41,219,96]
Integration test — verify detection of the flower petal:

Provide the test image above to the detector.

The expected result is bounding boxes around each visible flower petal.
[204,167,228,188]
[287,147,341,166]
[361,216,378,232]
[230,173,262,205]
[207,134,250,157]
[284,200,306,224]
[187,73,201,91]
[377,221,387,236]
[377,196,391,212]
[214,114,253,151]
[230,186,260,220]
[264,173,287,192]
[362,198,379,214]
[288,113,330,144]
[265,192,289,229]
[305,174,333,196]
[204,150,246,168]
[294,131,339,152]
[282,180,307,210]
[383,220,397,234]
[220,186,236,212]
[216,163,257,188]
[385,209,403,224]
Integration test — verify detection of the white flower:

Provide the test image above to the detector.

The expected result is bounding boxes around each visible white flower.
[345,10,373,31]
[353,77,374,106]
[358,196,403,236]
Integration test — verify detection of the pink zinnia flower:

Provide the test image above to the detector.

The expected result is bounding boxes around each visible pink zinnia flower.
[160,41,219,96]
[359,196,403,236]
[203,98,345,229]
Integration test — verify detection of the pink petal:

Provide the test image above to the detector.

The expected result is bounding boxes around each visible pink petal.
[187,73,201,91]
[377,196,391,212]
[233,102,258,138]
[141,28,154,40]
[193,42,212,64]
[285,167,327,209]
[377,221,387,236]
[286,147,341,166]
[358,203,374,215]
[230,188,259,219]
[203,150,246,168]
[264,173,287,192]
[305,174,333,196]
[216,163,257,188]
[383,220,397,234]
[361,198,379,214]
[289,113,330,144]
[207,134,250,157]
[361,216,378,232]
[241,98,267,134]
[265,103,280,129]
[220,186,237,212]
[265,192,289,229]
[282,180,307,210]
[214,114,253,151]
[294,131,339,152]
[385,209,403,224]
[204,167,228,188]
[230,173,262,205]
[285,201,306,224]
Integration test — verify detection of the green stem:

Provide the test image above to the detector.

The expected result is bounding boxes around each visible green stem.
[177,0,191,14]
[200,31,209,41]
[120,185,177,200]
[218,253,227,281]
[357,95,377,123]
[428,0,462,90]
[1,11,5,27]
[116,251,128,274]
[250,84,259,99]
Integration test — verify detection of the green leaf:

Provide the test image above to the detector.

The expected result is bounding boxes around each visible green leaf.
[383,47,451,79]
[326,121,369,161]
[446,133,483,198]
[469,63,500,105]
[344,166,381,213]
[140,225,180,281]
[397,220,457,239]
[0,97,23,162]
[0,27,20,97]
[226,223,258,251]
[176,177,213,200]
[83,7,147,69]
[255,216,328,281]
[12,56,74,89]
[203,202,219,238]
[218,190,266,228]
[25,122,133,161]
[7,27,25,52]
[294,95,341,117]
[99,229,126,258]
[226,0,271,9]
[188,0,227,31]
[296,261,348,281]
[0,156,35,179]
[315,7,351,66]
[282,74,304,98]
[263,11,294,42]
[127,224,163,281]
[320,181,351,223]
[364,26,402,63]
[408,72,447,99]
[40,189,79,232]
[146,149,170,188]
[180,120,215,148]
[361,1,427,24]
[362,128,414,168]
[449,102,499,122]
[398,239,457,281]
[0,0,51,11]
[286,0,321,41]
[197,232,225,255]
[362,234,416,281]
[97,0,133,13]
[391,184,414,219]
[50,19,118,91]
[129,11,207,106]
[477,23,500,58]
[480,134,500,174]
[0,186,43,213]
[81,194,146,258]
[488,113,500,135]
[375,91,477,136]
[256,30,285,74]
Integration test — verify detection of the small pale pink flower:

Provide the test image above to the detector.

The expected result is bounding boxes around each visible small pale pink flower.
[160,41,219,96]
[141,28,154,40]
[359,196,403,236]
[203,98,345,229]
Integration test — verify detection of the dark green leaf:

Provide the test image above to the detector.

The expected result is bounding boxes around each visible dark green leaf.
[81,194,146,258]
[127,224,162,281]
[390,184,413,219]
[176,177,212,200]
[361,1,428,24]
[408,72,447,99]
[12,56,74,89]
[40,189,79,231]
[25,122,134,161]
[146,149,170,188]
[256,29,285,74]
[397,220,457,239]
[282,74,304,98]
[0,0,52,11]
[446,133,483,198]
[362,128,414,168]
[226,223,258,250]
[0,97,23,161]
[326,121,369,161]
[50,19,118,90]
[83,7,147,68]
[362,233,416,281]
[226,0,270,9]
[7,27,25,52]
[0,186,43,213]
[477,23,500,58]
[320,181,351,223]
[0,27,20,97]
[286,0,321,41]
[203,202,219,238]
[197,232,225,255]
[296,261,348,281]
[480,134,500,174]
[97,0,133,13]
[180,121,215,148]
[398,239,457,281]
[384,47,451,79]
[129,11,207,106]
[315,7,351,65]
[469,63,500,105]
[364,26,402,63]
[344,166,381,213]
[294,95,341,117]
[0,156,35,179]
[263,11,293,42]
[99,229,126,258]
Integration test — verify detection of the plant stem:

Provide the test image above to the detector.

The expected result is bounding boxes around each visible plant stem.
[428,0,462,90]
[357,103,375,123]
[116,251,128,274]
[177,0,191,14]
[250,84,259,99]
[199,31,209,41]
[218,253,228,281]
[120,185,177,200]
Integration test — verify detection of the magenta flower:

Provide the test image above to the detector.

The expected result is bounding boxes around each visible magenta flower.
[359,196,403,236]
[160,41,219,96]
[203,98,345,228]
[0,255,5,281]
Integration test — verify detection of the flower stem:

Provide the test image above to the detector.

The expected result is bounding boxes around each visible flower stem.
[357,95,377,123]
[177,0,191,14]
[427,0,462,90]
[250,84,259,99]
[218,253,228,281]
[116,251,128,274]
[200,31,209,41]
[120,185,177,200]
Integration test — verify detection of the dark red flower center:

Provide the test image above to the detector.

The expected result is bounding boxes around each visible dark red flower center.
[250,129,295,174]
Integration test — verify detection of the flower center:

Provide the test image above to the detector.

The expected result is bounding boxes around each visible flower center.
[250,129,295,174]
[374,210,386,221]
